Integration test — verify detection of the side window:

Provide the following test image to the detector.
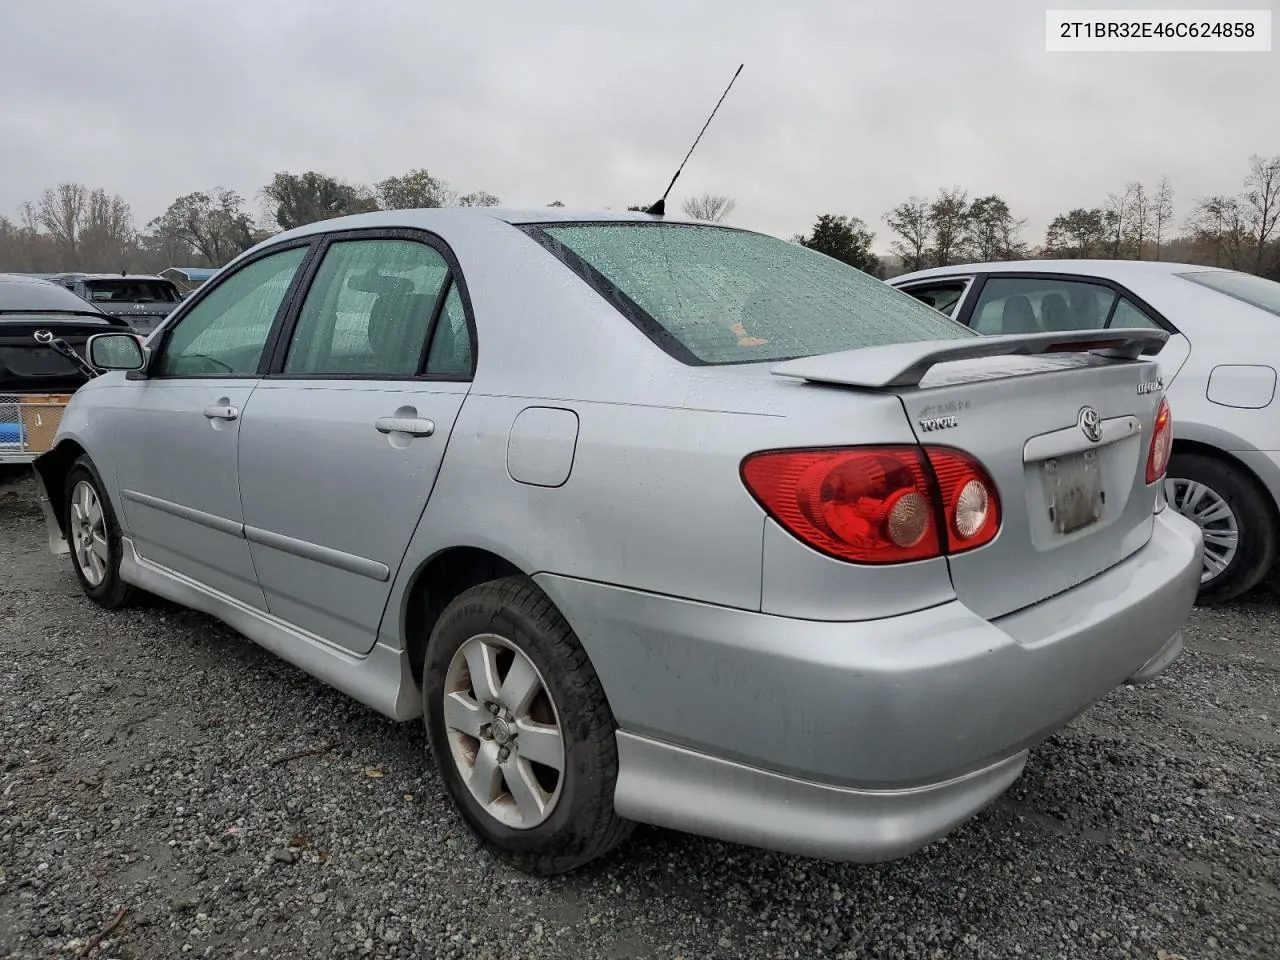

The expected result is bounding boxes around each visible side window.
[1109,296,1161,330]
[899,281,968,318]
[283,239,449,376]
[969,276,1119,335]
[157,246,307,377]
[425,282,474,377]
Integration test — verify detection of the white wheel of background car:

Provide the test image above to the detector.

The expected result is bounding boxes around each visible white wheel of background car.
[442,632,566,830]
[70,479,108,587]
[1164,476,1240,584]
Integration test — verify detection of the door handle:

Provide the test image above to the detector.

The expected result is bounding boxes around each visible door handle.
[375,416,435,438]
[203,404,239,421]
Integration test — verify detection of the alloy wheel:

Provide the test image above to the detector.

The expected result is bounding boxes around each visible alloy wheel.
[442,633,566,829]
[70,479,108,587]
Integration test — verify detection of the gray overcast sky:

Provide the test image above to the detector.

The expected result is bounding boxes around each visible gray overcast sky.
[0,0,1274,250]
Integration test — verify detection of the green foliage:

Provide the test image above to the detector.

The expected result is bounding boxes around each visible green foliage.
[264,171,378,231]
[797,214,881,276]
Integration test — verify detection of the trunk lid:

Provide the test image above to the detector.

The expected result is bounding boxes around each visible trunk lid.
[0,314,123,393]
[773,329,1170,620]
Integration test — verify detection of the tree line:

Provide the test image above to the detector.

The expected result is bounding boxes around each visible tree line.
[1,156,1277,282]
[0,168,508,275]
[794,153,1280,280]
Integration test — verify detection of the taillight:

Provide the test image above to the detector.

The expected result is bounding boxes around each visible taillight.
[1145,396,1172,484]
[740,446,1001,565]
[925,448,1002,554]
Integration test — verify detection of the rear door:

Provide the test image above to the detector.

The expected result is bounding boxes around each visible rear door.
[236,232,476,654]
[111,242,314,609]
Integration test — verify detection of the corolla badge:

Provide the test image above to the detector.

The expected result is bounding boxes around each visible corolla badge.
[1078,406,1103,443]
[33,329,54,344]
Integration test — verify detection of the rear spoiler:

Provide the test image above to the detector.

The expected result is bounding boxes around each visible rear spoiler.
[771,327,1169,390]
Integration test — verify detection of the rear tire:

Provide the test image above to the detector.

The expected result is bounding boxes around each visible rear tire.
[1165,452,1277,605]
[64,456,135,610]
[422,576,634,876]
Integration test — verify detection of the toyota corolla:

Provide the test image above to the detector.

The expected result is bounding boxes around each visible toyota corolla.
[33,208,1202,875]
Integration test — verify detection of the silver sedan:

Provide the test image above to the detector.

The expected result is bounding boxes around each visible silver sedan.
[34,209,1201,875]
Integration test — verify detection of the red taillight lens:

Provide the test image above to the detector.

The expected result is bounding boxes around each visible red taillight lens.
[1145,396,1172,484]
[740,445,1003,564]
[741,447,942,563]
[925,448,1002,553]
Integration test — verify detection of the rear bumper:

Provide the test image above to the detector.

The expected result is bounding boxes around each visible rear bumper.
[536,507,1203,861]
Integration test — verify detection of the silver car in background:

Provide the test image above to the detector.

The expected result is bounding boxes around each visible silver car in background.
[892,260,1280,604]
[34,210,1201,876]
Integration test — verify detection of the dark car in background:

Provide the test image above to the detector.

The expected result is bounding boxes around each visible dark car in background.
[47,272,183,335]
[0,274,131,464]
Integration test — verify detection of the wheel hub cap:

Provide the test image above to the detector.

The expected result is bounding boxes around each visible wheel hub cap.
[490,717,513,745]
[1164,476,1240,584]
[442,633,566,830]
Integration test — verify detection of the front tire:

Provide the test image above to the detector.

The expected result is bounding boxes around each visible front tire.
[64,456,135,609]
[1165,452,1277,605]
[422,576,633,876]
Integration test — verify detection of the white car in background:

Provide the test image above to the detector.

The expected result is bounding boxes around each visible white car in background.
[891,261,1280,605]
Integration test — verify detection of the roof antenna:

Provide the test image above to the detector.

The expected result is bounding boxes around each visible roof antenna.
[644,63,743,216]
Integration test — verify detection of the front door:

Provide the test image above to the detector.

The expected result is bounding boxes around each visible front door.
[236,234,476,653]
[113,244,312,608]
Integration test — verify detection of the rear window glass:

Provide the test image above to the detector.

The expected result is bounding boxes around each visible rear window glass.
[0,277,108,315]
[1179,270,1280,317]
[529,223,971,364]
[85,279,181,303]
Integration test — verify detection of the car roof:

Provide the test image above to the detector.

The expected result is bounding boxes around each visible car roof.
[891,259,1232,285]
[0,273,112,313]
[73,273,171,281]
[264,206,712,244]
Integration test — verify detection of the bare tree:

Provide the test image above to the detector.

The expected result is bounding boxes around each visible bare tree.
[1152,176,1175,260]
[82,189,135,269]
[1102,184,1138,258]
[1242,154,1280,274]
[1186,195,1247,269]
[37,183,90,258]
[681,194,736,222]
[884,198,931,272]
[927,187,969,267]
[1126,182,1150,259]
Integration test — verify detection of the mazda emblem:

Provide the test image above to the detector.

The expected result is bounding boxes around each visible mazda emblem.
[33,329,53,344]
[1078,406,1103,443]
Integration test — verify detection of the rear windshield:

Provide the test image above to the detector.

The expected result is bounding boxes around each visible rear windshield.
[85,279,181,303]
[0,277,106,314]
[1178,270,1280,317]
[527,222,971,364]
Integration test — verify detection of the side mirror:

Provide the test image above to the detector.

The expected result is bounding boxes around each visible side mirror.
[87,332,146,371]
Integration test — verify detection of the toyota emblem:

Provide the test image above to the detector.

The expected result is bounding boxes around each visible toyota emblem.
[1078,406,1103,443]
[34,329,54,344]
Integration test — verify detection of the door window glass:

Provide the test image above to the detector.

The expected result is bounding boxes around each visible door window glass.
[157,246,307,377]
[900,281,968,318]
[283,239,450,376]
[424,282,473,377]
[1109,296,1162,329]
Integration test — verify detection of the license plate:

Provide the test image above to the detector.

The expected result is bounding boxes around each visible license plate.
[1043,449,1104,534]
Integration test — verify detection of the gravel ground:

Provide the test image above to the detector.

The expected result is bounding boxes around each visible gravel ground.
[1,472,1277,960]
